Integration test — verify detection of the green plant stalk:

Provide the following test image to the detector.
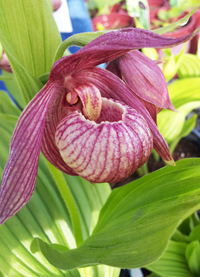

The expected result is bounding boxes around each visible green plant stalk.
[46,159,83,247]
[137,161,149,176]
[54,31,107,62]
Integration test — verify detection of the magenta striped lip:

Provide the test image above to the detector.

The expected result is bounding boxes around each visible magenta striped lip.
[55,98,153,183]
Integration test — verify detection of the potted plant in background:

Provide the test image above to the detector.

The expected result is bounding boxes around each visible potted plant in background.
[86,0,136,30]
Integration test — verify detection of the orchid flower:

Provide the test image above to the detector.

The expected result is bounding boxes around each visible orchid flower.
[0,28,196,225]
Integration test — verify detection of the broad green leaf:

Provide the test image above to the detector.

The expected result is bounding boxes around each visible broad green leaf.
[0,90,21,116]
[167,78,200,108]
[189,224,200,242]
[142,47,158,60]
[157,109,185,144]
[0,42,2,60]
[169,113,197,153]
[157,78,200,147]
[163,54,177,82]
[2,71,25,109]
[0,0,61,104]
[148,273,160,277]
[171,229,189,243]
[0,76,11,81]
[0,0,61,77]
[153,8,197,35]
[160,45,186,82]
[158,101,200,144]
[147,241,194,277]
[177,54,200,79]
[0,112,119,276]
[46,161,83,247]
[31,159,200,270]
[185,241,200,276]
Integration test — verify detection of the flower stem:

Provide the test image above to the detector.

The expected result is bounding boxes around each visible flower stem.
[54,31,106,62]
[46,159,83,247]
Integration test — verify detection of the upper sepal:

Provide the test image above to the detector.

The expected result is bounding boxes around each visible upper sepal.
[50,28,197,80]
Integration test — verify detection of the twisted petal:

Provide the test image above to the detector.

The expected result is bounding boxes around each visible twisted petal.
[108,50,176,111]
[73,67,175,165]
[55,98,153,183]
[0,82,56,224]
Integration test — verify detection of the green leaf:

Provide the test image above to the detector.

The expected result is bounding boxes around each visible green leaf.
[157,78,200,146]
[0,76,11,81]
[171,229,189,243]
[168,78,200,108]
[177,54,200,79]
[0,42,3,60]
[0,0,61,77]
[2,71,25,109]
[0,90,21,116]
[169,113,197,153]
[0,111,119,276]
[147,241,194,277]
[189,224,200,242]
[45,161,84,247]
[185,241,200,276]
[0,0,61,104]
[31,159,200,270]
[153,9,197,35]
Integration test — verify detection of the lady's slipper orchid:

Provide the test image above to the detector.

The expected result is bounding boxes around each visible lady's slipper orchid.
[0,28,197,225]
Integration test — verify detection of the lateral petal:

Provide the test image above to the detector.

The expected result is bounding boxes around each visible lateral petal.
[0,82,55,225]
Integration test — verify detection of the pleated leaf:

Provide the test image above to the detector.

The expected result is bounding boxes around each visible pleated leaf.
[0,0,61,104]
[177,54,200,79]
[2,71,25,109]
[185,241,200,276]
[189,224,200,242]
[147,241,194,277]
[0,115,119,276]
[31,158,200,270]
[0,91,21,116]
[157,78,200,146]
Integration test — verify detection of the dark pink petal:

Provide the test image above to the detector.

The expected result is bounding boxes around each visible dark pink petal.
[73,67,175,165]
[50,28,197,80]
[113,50,176,111]
[0,82,56,225]
[55,98,153,183]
